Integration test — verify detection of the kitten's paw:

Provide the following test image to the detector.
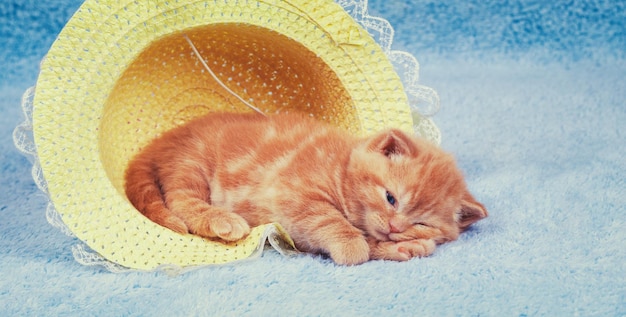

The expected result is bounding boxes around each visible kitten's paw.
[211,213,251,241]
[193,212,251,241]
[396,239,436,259]
[329,237,370,266]
[370,239,436,261]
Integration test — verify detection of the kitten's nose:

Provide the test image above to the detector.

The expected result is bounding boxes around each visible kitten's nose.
[389,222,402,233]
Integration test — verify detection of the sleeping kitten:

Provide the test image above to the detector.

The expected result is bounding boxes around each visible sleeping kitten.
[124,112,487,265]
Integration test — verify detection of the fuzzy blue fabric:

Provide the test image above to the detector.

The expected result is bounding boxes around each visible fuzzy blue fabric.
[1,0,624,315]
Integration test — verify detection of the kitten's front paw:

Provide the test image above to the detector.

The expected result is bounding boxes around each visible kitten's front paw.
[329,237,370,266]
[370,239,436,261]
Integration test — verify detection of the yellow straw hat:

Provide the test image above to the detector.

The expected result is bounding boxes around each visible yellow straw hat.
[14,0,440,272]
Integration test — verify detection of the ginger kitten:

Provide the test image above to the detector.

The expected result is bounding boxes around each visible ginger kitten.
[124,112,487,265]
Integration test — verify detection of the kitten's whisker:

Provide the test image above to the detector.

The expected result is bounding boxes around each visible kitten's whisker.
[183,34,266,117]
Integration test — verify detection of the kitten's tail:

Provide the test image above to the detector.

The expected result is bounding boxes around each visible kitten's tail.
[124,160,189,234]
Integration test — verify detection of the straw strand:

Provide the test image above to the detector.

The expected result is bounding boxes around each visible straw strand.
[184,34,267,117]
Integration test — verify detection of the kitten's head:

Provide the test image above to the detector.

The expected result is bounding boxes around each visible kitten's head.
[344,129,488,244]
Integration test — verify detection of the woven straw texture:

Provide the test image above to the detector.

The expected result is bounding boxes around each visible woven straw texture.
[31,0,436,270]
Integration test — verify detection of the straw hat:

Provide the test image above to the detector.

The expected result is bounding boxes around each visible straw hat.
[15,0,440,271]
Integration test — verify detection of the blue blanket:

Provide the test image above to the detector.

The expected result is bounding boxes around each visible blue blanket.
[1,0,624,315]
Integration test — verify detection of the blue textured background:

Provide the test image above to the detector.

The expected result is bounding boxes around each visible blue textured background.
[371,0,626,60]
[1,0,625,315]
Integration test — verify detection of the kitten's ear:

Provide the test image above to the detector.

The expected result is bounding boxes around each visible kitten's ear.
[457,192,488,230]
[366,129,417,157]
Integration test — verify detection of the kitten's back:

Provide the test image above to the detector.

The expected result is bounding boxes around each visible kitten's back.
[124,112,357,233]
